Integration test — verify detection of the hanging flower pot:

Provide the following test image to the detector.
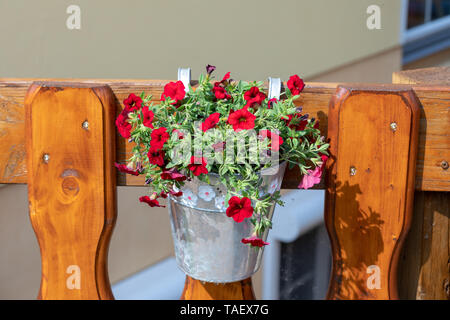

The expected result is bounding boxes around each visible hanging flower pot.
[115,65,329,283]
[168,162,287,283]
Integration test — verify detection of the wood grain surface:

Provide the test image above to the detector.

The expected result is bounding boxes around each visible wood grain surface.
[394,67,450,300]
[325,85,420,299]
[180,276,255,300]
[0,78,448,191]
[25,82,117,299]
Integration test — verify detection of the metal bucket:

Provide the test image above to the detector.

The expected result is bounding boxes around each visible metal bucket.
[168,161,287,283]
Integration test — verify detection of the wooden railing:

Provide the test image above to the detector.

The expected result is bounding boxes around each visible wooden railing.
[0,67,448,300]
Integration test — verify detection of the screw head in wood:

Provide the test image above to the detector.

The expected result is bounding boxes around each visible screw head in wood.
[390,122,397,132]
[350,166,357,176]
[43,153,50,163]
[82,120,89,130]
[441,160,449,170]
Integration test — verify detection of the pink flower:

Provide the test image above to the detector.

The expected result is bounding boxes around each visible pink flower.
[241,236,269,247]
[297,155,328,190]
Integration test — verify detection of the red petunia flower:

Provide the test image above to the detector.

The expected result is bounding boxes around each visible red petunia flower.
[284,114,308,131]
[114,162,139,176]
[241,236,269,247]
[258,130,284,152]
[123,93,143,112]
[161,168,187,181]
[221,72,231,82]
[147,146,165,167]
[227,108,256,131]
[201,112,221,132]
[212,83,232,100]
[150,127,170,149]
[115,110,132,138]
[287,75,305,95]
[244,87,266,108]
[267,98,277,109]
[169,190,183,197]
[188,156,208,176]
[226,196,254,223]
[160,81,186,105]
[139,196,165,208]
[141,106,154,128]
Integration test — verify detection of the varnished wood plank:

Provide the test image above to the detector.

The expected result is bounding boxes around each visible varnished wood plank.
[0,78,448,191]
[25,82,116,300]
[395,67,450,300]
[180,276,255,300]
[325,85,420,300]
[393,66,450,85]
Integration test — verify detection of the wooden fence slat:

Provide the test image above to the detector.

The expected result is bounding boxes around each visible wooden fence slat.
[0,79,448,191]
[25,82,116,299]
[325,85,420,299]
[394,67,450,300]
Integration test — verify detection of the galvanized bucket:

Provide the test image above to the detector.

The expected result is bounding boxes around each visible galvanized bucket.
[168,161,287,283]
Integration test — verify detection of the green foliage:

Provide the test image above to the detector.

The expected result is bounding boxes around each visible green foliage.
[123,70,329,244]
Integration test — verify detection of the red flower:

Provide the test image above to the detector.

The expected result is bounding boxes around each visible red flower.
[212,83,232,100]
[141,106,154,128]
[287,75,305,95]
[259,130,284,152]
[227,108,256,131]
[244,87,266,108]
[161,168,187,181]
[115,110,132,138]
[169,190,183,197]
[284,114,308,131]
[267,98,277,109]
[147,146,165,167]
[123,93,143,112]
[150,127,169,149]
[139,196,165,208]
[188,156,208,176]
[221,72,231,82]
[201,112,221,132]
[241,236,269,247]
[172,129,185,140]
[226,196,254,223]
[160,81,186,105]
[114,162,139,176]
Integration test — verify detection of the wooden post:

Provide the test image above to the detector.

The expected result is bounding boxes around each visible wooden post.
[25,82,117,299]
[393,67,450,300]
[325,85,420,299]
[181,276,255,300]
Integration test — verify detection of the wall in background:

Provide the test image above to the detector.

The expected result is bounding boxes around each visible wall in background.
[0,0,402,81]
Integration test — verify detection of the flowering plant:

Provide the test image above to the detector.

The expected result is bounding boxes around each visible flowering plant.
[115,65,329,248]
